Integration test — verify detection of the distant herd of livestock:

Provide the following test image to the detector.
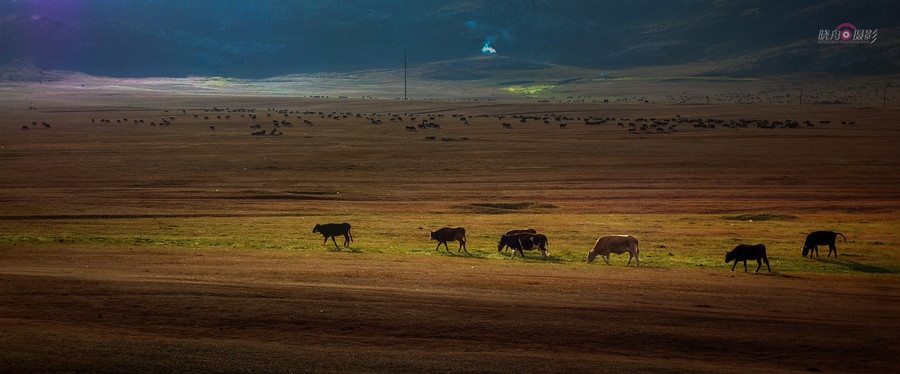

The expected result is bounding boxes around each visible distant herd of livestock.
[18,106,860,137]
[312,223,847,274]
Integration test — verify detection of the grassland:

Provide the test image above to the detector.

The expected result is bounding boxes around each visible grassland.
[2,212,897,275]
[1,75,899,372]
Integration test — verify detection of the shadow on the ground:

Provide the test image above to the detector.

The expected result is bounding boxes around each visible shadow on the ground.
[814,257,897,274]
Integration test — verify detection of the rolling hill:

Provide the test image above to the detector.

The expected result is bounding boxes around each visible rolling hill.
[0,0,897,79]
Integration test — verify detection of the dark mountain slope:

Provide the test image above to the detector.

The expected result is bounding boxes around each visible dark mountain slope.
[0,0,895,78]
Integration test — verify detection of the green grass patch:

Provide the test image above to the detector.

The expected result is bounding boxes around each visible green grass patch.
[1,213,897,275]
[204,76,236,87]
[502,85,555,96]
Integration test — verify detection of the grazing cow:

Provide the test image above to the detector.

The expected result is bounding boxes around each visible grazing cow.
[21,125,29,131]
[587,235,639,266]
[497,229,538,252]
[313,223,353,248]
[802,231,846,258]
[725,244,770,273]
[430,227,468,254]
[498,233,549,260]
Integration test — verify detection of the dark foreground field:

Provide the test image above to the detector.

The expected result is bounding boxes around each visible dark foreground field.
[1,80,899,373]
[2,247,898,373]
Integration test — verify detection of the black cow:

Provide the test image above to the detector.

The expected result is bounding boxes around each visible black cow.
[313,223,353,248]
[725,244,771,273]
[498,233,549,260]
[497,229,537,252]
[430,227,468,254]
[802,231,846,258]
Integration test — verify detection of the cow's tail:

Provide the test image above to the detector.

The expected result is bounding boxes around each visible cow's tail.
[348,228,354,242]
[837,232,846,242]
[635,239,640,267]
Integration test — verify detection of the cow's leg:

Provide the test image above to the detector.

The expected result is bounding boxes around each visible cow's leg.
[603,254,611,265]
[626,253,633,266]
[763,257,771,272]
[517,249,525,259]
[435,242,443,251]
[323,237,329,245]
[828,244,837,258]
[343,233,351,248]
[743,260,749,272]
[443,242,451,252]
[458,240,468,254]
[330,236,340,248]
[754,259,762,274]
[731,261,738,272]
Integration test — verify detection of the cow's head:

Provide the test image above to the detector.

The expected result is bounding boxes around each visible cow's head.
[586,250,597,263]
[724,251,735,263]
[801,245,810,257]
[312,224,321,233]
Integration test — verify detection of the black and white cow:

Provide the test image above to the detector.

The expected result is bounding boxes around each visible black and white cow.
[498,233,549,260]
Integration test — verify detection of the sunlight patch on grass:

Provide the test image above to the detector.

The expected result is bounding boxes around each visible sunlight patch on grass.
[502,85,555,96]
[1,213,897,275]
[204,77,236,87]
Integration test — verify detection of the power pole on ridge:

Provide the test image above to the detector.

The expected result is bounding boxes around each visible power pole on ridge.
[404,52,408,101]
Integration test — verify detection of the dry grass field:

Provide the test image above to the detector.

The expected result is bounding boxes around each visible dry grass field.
[1,76,899,373]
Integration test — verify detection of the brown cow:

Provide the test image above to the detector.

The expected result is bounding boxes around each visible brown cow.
[430,227,468,254]
[587,235,639,266]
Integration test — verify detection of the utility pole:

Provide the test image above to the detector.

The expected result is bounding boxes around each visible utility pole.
[404,52,408,101]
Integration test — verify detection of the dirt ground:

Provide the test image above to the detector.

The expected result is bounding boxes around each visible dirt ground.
[1,82,899,373]
[2,247,898,373]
